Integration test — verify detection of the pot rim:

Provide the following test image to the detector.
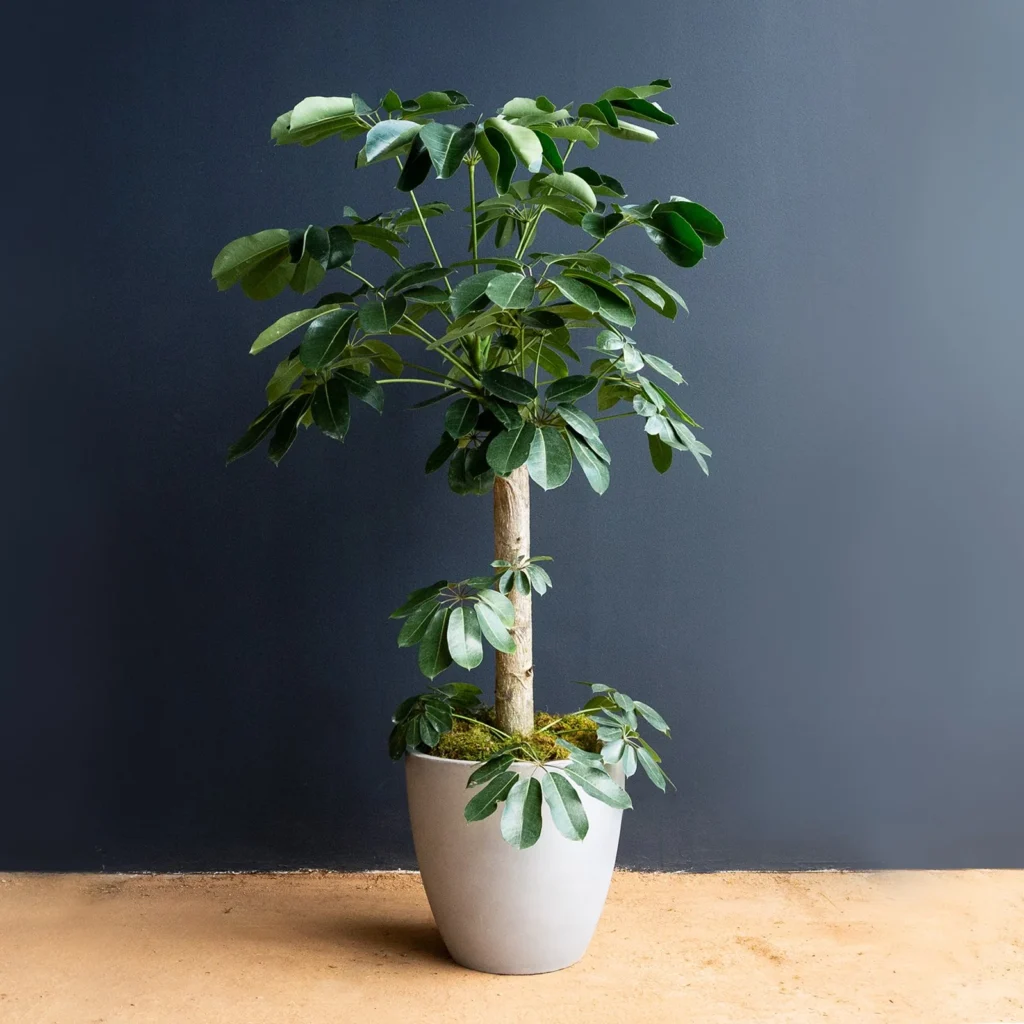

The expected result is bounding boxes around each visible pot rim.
[407,749,572,768]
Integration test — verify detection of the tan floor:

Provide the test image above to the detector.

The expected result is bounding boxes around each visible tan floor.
[0,871,1021,1023]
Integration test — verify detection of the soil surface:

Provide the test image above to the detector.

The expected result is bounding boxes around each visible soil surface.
[1,870,1021,1023]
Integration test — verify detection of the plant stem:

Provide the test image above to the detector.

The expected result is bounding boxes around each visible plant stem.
[469,160,479,274]
[376,378,455,388]
[339,266,380,293]
[592,411,635,422]
[493,465,534,735]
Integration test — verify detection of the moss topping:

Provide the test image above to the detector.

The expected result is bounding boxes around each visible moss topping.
[430,709,600,763]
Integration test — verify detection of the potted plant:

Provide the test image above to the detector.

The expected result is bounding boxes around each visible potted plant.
[212,80,725,974]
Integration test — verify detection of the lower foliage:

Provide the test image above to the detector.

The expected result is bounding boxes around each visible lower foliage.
[389,680,673,850]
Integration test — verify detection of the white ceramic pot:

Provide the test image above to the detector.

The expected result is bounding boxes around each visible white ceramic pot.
[405,750,623,974]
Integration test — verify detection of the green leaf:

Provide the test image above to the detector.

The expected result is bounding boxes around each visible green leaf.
[572,166,627,197]
[620,279,676,318]
[419,121,476,178]
[561,270,635,327]
[527,427,572,491]
[500,776,543,849]
[267,394,311,465]
[561,763,632,809]
[391,581,447,619]
[476,588,515,628]
[620,272,687,315]
[536,172,597,210]
[385,263,451,293]
[250,307,337,355]
[645,209,704,268]
[484,117,543,173]
[418,606,452,679]
[240,251,295,300]
[363,119,422,164]
[648,433,673,473]
[299,309,357,370]
[480,126,516,195]
[334,368,384,412]
[486,421,537,476]
[566,432,609,495]
[211,229,290,290]
[397,599,440,647]
[464,770,517,822]
[401,89,471,116]
[447,605,483,670]
[661,197,726,245]
[556,405,601,442]
[550,275,600,313]
[271,96,363,146]
[326,225,355,268]
[425,432,458,473]
[609,97,675,124]
[265,355,304,403]
[545,375,598,405]
[476,602,516,653]
[359,296,407,334]
[467,752,515,787]
[481,369,537,405]
[636,747,667,792]
[396,134,432,191]
[600,79,672,101]
[597,120,659,143]
[581,211,624,239]
[577,101,618,127]
[226,396,293,464]
[642,353,683,384]
[311,378,351,441]
[485,272,534,309]
[533,130,563,173]
[541,123,599,148]
[540,772,589,841]
[444,397,478,438]
[355,339,403,375]
[449,270,502,319]
[633,700,671,736]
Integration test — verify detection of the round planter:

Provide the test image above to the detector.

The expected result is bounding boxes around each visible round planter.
[405,750,624,974]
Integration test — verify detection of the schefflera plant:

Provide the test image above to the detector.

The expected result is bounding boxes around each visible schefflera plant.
[213,81,725,847]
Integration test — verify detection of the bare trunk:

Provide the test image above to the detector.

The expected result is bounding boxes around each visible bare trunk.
[493,465,533,735]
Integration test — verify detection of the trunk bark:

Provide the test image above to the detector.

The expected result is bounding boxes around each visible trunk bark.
[492,465,534,735]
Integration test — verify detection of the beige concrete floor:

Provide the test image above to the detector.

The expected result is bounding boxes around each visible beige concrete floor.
[0,871,1021,1023]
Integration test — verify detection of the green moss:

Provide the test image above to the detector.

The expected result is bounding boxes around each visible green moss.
[429,709,600,762]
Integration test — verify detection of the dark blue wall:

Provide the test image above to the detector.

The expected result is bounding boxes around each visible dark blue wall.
[3,0,1022,870]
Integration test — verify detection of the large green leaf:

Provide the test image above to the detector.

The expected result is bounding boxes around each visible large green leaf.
[561,763,632,809]
[648,433,673,473]
[609,97,676,124]
[597,119,659,143]
[561,270,635,327]
[480,126,517,194]
[397,599,439,647]
[476,588,515,628]
[363,119,422,164]
[567,432,610,495]
[240,250,295,300]
[418,606,452,679]
[359,296,407,334]
[581,211,624,239]
[391,580,447,619]
[533,130,563,173]
[642,352,684,384]
[475,602,516,653]
[265,355,304,403]
[485,272,534,309]
[485,117,543,173]
[334,368,384,412]
[541,123,599,148]
[444,397,479,438]
[527,427,572,490]
[467,752,515,788]
[311,378,351,441]
[419,121,476,178]
[447,605,483,670]
[535,172,597,210]
[299,309,357,369]
[211,229,290,290]
[599,79,672,101]
[267,394,311,465]
[401,89,471,116]
[464,770,517,821]
[425,432,458,473]
[385,262,451,294]
[226,396,294,464]
[481,369,537,405]
[396,135,432,191]
[250,306,337,355]
[486,421,537,476]
[545,375,598,405]
[541,771,589,841]
[549,275,600,313]
[645,208,704,267]
[271,96,367,146]
[326,225,355,268]
[662,197,726,245]
[572,166,627,197]
[501,776,543,849]
[449,270,502,319]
